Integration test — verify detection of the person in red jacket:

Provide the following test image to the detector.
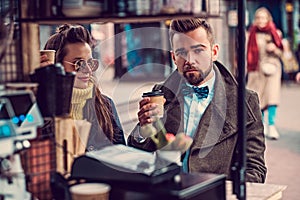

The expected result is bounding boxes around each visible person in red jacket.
[246,7,283,140]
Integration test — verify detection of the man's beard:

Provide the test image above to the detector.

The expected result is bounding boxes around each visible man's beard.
[183,61,213,86]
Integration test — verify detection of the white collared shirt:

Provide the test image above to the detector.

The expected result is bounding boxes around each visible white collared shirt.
[182,70,215,172]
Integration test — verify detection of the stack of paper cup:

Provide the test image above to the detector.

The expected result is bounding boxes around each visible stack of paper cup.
[69,183,111,200]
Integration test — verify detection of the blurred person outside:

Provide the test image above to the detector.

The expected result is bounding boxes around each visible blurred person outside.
[41,24,126,151]
[246,7,283,140]
[295,43,300,83]
[128,18,267,183]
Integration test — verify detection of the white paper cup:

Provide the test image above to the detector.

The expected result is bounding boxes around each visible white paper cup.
[70,183,111,200]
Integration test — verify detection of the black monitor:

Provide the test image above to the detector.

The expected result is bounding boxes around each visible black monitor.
[0,90,43,141]
[0,92,33,126]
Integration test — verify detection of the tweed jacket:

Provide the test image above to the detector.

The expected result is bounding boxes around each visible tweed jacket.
[128,61,267,183]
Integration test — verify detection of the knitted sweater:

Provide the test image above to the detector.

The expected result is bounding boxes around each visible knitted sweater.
[70,83,93,120]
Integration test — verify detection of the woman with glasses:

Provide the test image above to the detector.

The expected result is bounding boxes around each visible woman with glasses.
[42,24,126,150]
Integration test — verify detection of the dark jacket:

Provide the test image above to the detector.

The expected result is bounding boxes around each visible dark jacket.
[84,94,126,151]
[128,61,267,183]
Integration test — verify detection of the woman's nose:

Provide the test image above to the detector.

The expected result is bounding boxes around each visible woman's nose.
[82,64,93,74]
[87,65,93,74]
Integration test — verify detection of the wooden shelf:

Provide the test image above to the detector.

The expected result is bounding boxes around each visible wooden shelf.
[18,13,221,25]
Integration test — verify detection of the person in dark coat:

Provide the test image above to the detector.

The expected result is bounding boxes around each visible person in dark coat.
[128,18,267,183]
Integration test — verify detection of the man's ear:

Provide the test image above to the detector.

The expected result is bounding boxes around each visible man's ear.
[211,44,219,61]
[170,51,177,65]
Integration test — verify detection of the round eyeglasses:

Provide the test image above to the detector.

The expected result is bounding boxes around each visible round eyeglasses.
[64,58,99,72]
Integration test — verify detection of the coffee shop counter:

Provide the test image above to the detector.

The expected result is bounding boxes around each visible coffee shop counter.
[68,154,287,200]
[21,117,286,200]
[55,117,287,200]
[62,171,287,200]
[226,181,287,200]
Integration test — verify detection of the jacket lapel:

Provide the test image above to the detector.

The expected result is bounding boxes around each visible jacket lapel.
[192,64,236,151]
[156,70,186,134]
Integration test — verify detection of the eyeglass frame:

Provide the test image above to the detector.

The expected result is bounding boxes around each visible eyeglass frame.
[63,58,99,72]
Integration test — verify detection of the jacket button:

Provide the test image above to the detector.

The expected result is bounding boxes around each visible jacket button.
[223,126,230,134]
[87,145,94,151]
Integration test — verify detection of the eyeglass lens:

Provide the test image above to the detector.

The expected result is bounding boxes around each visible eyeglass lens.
[75,59,99,72]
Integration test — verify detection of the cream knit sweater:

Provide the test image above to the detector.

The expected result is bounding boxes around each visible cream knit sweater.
[70,83,93,120]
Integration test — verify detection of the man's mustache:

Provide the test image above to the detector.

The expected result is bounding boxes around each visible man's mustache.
[183,64,198,72]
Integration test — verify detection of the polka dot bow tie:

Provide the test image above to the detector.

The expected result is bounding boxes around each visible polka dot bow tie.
[181,84,209,99]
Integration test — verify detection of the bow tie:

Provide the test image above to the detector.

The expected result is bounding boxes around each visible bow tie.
[182,84,209,99]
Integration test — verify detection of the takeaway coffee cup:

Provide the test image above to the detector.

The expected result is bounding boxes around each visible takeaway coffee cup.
[69,183,111,200]
[40,50,56,64]
[142,90,164,118]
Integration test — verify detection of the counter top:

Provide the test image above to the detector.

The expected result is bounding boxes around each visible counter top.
[226,181,287,200]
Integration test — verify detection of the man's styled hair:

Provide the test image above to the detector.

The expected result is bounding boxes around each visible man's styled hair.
[169,18,215,47]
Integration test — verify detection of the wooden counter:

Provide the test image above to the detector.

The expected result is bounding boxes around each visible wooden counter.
[70,154,287,200]
[226,181,287,200]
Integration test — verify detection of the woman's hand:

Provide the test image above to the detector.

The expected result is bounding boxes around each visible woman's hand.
[266,42,276,52]
[40,54,53,67]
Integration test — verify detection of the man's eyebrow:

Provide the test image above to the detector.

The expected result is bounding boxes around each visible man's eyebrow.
[175,48,185,53]
[191,44,206,49]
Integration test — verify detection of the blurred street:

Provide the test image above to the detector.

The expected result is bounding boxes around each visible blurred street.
[98,67,300,199]
[265,82,300,199]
